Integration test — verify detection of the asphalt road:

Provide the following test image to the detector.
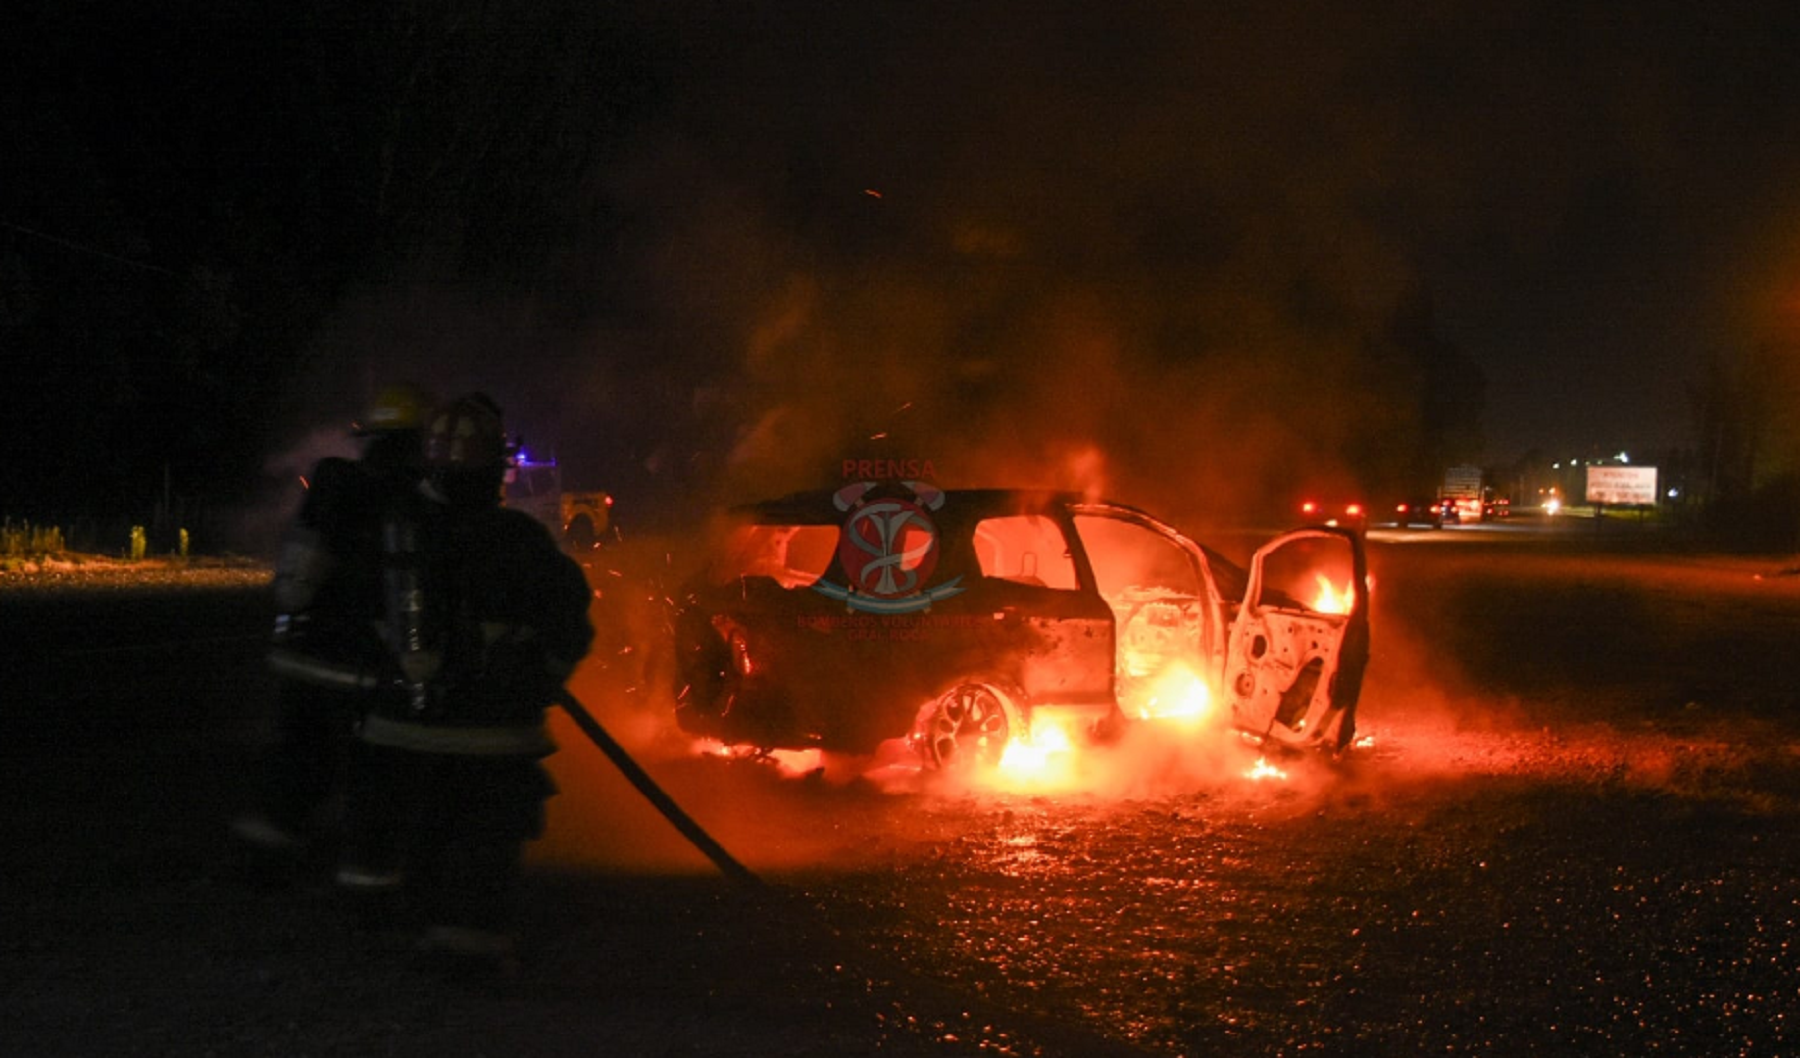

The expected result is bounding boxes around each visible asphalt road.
[3,534,1798,1056]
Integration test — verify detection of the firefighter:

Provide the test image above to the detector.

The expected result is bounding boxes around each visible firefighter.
[335,392,594,972]
[231,384,434,873]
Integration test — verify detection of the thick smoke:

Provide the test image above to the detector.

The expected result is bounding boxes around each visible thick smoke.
[262,7,1416,530]
[260,3,1800,532]
[217,0,1800,878]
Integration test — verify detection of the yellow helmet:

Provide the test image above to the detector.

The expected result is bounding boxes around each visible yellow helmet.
[424,392,508,470]
[354,384,433,435]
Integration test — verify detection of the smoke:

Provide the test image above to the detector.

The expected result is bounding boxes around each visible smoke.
[221,5,1800,863]
[256,2,1800,529]
[262,4,1488,532]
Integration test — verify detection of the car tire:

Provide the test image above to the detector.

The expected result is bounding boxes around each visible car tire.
[915,682,1016,771]
[565,515,596,551]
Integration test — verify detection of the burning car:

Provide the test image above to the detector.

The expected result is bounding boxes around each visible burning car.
[673,485,1369,771]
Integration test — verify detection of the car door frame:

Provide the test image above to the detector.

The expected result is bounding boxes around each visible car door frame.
[1066,502,1234,699]
[1222,525,1370,750]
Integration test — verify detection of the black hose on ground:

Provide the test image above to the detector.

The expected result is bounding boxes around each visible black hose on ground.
[556,691,762,889]
[555,692,1151,1054]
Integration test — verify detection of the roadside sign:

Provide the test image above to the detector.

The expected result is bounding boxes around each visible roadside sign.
[1586,466,1657,505]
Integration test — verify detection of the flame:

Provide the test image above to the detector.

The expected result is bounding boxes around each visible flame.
[1311,574,1354,614]
[765,747,825,776]
[1245,756,1288,781]
[1134,661,1214,722]
[693,740,825,779]
[980,715,1084,791]
[997,717,1075,775]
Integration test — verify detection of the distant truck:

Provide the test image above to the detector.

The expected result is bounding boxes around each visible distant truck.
[1439,465,1509,523]
[503,452,614,550]
[1439,465,1483,522]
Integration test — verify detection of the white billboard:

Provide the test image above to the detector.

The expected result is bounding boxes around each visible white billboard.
[1585,466,1658,505]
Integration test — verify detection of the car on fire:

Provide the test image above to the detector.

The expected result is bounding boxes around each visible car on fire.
[673,485,1369,771]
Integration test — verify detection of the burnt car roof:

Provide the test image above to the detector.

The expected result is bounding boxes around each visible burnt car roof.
[729,487,1091,524]
[721,487,1251,600]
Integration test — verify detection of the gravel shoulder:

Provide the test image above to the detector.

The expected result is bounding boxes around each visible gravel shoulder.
[4,539,1799,1056]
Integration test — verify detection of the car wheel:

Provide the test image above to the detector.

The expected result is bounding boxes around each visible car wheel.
[917,683,1014,770]
[565,515,596,551]
[672,612,744,735]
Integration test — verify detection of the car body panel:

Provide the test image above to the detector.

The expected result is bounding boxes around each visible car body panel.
[674,488,1369,762]
[1066,502,1234,718]
[1223,527,1369,749]
[676,490,1115,753]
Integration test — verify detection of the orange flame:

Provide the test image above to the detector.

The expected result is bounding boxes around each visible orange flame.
[693,740,825,779]
[997,717,1076,775]
[1245,756,1288,781]
[984,715,1083,790]
[1311,574,1353,614]
[1134,661,1213,722]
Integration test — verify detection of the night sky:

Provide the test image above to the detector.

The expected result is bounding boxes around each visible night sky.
[7,1,1800,538]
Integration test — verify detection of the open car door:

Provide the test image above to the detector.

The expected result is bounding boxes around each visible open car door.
[1222,526,1370,750]
[1068,503,1233,721]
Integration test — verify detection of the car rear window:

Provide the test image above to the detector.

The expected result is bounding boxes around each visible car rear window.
[1072,514,1203,598]
[713,524,841,588]
[972,515,1079,589]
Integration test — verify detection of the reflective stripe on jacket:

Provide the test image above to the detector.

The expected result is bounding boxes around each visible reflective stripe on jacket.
[359,711,554,757]
[267,646,382,691]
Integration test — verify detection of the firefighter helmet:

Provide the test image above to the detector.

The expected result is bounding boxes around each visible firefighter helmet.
[354,384,434,436]
[424,392,508,470]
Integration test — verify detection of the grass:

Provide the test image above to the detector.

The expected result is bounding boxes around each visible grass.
[2,520,66,563]
[2,519,192,572]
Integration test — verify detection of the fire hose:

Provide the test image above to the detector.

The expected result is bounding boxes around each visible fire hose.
[552,691,1156,1055]
[555,691,762,889]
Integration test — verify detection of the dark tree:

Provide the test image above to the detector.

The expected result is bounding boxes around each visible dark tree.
[1,0,663,541]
